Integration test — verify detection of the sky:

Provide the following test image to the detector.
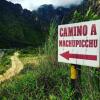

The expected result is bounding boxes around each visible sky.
[7,0,83,11]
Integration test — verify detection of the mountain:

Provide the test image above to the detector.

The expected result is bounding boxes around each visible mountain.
[0,0,86,48]
[0,0,44,48]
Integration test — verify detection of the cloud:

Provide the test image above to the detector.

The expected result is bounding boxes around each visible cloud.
[7,0,83,11]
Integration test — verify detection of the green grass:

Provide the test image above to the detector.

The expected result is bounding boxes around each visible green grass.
[0,60,99,100]
[0,62,72,100]
[0,19,100,100]
[0,49,16,74]
[0,54,11,74]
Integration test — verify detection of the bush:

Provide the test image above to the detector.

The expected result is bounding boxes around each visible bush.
[0,55,11,74]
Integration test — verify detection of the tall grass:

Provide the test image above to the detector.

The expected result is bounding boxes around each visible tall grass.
[0,20,72,100]
[0,16,100,100]
[70,8,100,100]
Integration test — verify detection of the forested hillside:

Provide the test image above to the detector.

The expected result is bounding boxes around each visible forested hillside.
[0,0,87,48]
[0,0,44,48]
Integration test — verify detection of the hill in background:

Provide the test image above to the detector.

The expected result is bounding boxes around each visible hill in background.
[0,0,87,48]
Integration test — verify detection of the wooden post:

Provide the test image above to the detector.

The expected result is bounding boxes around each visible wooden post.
[71,64,81,100]
[76,65,82,99]
[71,65,77,100]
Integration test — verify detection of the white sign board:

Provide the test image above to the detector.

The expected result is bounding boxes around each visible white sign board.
[58,20,100,67]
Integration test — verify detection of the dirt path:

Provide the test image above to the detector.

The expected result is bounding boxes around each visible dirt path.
[0,52,23,83]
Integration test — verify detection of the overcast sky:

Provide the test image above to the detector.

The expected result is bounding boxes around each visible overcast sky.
[7,0,83,11]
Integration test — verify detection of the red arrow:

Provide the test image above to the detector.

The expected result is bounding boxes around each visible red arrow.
[60,51,97,61]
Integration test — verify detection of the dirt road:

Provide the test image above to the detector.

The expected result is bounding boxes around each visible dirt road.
[0,52,23,83]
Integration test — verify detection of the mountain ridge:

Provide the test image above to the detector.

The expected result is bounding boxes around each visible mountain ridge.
[0,0,87,48]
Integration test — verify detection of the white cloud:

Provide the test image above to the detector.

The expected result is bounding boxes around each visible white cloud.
[7,0,83,11]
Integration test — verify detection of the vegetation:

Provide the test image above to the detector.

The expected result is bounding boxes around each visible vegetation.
[0,0,100,100]
[0,21,72,100]
[0,0,88,48]
[0,55,11,74]
[0,49,15,74]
